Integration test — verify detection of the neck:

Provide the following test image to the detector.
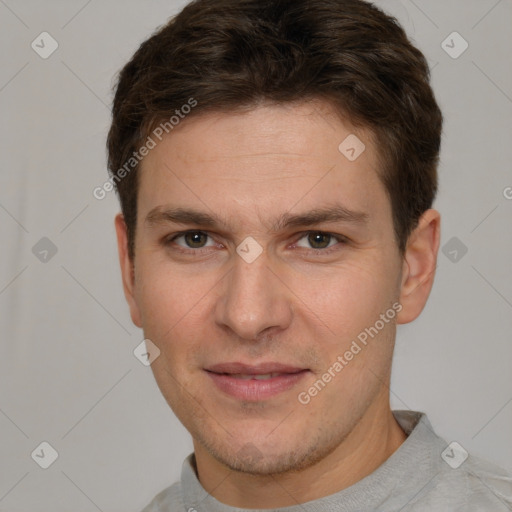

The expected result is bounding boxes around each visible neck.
[193,399,407,508]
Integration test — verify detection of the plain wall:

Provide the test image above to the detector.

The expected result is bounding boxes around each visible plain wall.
[1,1,511,510]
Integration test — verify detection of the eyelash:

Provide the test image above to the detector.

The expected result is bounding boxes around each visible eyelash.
[164,230,348,255]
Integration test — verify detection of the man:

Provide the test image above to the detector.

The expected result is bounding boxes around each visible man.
[107,0,512,510]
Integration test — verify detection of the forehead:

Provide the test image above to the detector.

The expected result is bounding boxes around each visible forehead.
[147,101,372,165]
[137,100,390,231]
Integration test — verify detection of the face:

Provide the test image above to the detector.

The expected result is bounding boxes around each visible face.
[116,100,437,475]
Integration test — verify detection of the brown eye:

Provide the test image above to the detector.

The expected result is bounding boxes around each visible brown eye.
[167,231,212,249]
[183,231,209,248]
[294,231,345,252]
[307,232,333,249]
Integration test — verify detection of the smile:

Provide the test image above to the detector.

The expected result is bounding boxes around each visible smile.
[204,363,310,401]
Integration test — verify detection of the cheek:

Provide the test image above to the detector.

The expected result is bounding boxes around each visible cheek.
[295,258,396,340]
[134,257,213,342]
[135,264,213,398]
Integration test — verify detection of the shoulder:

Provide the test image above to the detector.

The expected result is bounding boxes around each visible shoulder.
[140,481,184,512]
[461,455,512,509]
[411,453,512,511]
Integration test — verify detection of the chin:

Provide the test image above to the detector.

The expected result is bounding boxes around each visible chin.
[200,429,336,476]
[220,448,307,476]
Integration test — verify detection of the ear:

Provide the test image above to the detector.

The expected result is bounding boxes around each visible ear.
[397,209,441,325]
[114,213,142,328]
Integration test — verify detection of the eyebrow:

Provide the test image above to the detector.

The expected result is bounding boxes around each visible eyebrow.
[145,205,369,232]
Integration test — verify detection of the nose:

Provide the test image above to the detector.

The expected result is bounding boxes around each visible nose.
[214,252,293,341]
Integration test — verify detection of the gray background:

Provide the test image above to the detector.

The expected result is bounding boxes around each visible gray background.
[0,0,511,511]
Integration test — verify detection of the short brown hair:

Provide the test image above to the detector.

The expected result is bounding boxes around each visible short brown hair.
[107,0,442,261]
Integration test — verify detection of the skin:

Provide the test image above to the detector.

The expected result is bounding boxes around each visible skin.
[115,99,440,508]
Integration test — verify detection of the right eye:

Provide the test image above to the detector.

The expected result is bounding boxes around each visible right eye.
[170,231,214,249]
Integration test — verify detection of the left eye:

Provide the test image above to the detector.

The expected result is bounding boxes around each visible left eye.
[295,232,340,250]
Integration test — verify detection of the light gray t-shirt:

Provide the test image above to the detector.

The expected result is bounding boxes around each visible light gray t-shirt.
[141,411,512,511]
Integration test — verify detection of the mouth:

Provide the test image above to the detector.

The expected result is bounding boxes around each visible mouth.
[204,362,310,401]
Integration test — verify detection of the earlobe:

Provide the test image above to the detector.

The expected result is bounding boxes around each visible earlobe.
[114,213,142,328]
[397,209,441,325]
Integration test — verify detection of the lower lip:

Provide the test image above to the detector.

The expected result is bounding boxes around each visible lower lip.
[206,370,309,401]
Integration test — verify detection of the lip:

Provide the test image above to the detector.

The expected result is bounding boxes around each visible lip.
[205,362,309,401]
[205,362,306,375]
